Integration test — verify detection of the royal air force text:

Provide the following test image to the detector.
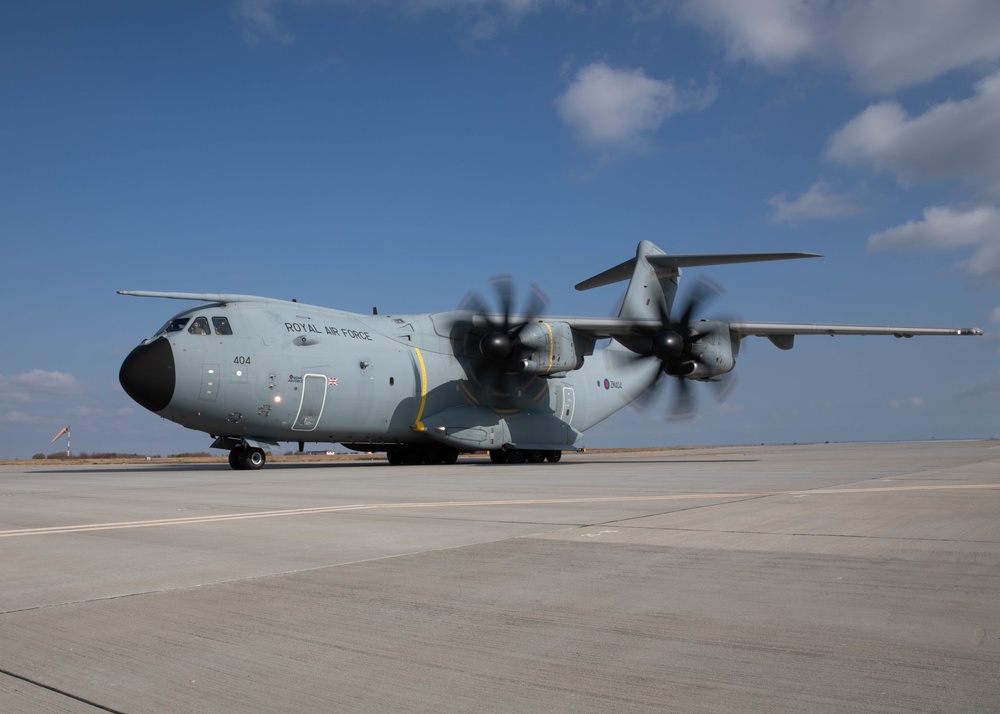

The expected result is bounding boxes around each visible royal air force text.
[284,322,373,341]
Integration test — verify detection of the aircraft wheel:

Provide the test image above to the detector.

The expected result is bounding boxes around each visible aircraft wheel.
[441,448,459,465]
[526,450,545,463]
[386,448,403,465]
[401,448,424,465]
[507,449,527,464]
[240,447,266,470]
[545,450,562,463]
[229,447,247,470]
[489,449,507,464]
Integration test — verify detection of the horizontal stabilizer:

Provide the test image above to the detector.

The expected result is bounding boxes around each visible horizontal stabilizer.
[575,252,821,291]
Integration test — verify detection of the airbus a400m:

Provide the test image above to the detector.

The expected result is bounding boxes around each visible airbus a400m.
[119,241,981,470]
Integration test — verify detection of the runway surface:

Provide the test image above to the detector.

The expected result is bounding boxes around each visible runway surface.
[1,441,998,712]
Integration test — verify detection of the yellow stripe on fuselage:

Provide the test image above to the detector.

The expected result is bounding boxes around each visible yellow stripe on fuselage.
[413,347,428,431]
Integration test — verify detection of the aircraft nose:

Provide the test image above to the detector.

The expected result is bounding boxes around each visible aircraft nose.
[119,337,175,412]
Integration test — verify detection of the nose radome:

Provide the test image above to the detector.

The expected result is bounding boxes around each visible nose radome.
[119,337,175,412]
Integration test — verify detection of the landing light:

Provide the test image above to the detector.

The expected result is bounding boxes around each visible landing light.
[274,396,283,404]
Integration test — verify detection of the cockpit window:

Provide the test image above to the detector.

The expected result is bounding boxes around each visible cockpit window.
[212,316,233,335]
[156,317,190,336]
[188,317,211,335]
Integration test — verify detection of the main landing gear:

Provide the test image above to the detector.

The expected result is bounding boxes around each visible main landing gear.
[385,445,460,465]
[383,446,563,465]
[488,448,561,464]
[229,445,266,470]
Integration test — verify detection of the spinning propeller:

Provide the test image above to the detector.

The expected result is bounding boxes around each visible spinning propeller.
[457,276,549,403]
[631,276,737,421]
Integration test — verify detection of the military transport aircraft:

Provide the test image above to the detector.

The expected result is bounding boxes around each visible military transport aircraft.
[119,241,982,469]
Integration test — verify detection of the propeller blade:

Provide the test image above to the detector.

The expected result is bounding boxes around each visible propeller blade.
[667,377,696,422]
[711,371,739,405]
[457,276,551,411]
[491,275,515,330]
[520,284,549,328]
[675,275,724,327]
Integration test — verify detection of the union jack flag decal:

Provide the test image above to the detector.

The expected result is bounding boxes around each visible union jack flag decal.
[328,378,338,386]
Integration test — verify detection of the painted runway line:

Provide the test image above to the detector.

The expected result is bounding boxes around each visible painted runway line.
[1,483,997,539]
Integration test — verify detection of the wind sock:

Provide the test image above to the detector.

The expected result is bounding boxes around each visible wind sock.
[51,426,70,443]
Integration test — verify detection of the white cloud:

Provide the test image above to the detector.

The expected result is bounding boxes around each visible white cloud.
[957,370,1000,397]
[1,410,45,425]
[826,71,1000,195]
[829,0,1000,93]
[556,61,717,151]
[675,0,1000,92]
[889,396,925,409]
[956,237,1000,287]
[868,205,1000,251]
[676,0,817,67]
[10,370,78,394]
[234,0,549,43]
[768,181,860,223]
[990,307,1000,324]
[867,204,1000,287]
[67,405,134,419]
[234,0,295,44]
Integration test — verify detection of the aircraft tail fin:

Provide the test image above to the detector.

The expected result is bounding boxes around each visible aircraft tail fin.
[575,243,822,323]
[575,241,679,326]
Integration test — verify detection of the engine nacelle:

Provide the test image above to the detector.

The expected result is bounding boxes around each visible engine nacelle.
[515,321,590,375]
[686,321,736,380]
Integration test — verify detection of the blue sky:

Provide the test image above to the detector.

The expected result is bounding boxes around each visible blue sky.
[2,0,999,459]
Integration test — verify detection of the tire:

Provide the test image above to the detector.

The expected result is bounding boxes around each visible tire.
[441,448,460,465]
[489,449,507,464]
[544,450,562,463]
[229,447,246,470]
[240,447,266,470]
[526,450,545,463]
[507,449,527,464]
[386,448,403,465]
[401,448,424,465]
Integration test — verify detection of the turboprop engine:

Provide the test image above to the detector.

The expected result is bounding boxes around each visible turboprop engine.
[668,320,736,380]
[508,320,587,375]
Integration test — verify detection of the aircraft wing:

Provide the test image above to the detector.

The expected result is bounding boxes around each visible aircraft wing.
[728,322,983,350]
[730,322,982,337]
[549,317,982,350]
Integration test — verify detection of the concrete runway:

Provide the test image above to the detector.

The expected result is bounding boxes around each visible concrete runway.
[1,441,998,713]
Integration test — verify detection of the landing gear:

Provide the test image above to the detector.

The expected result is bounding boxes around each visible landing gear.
[488,448,562,464]
[242,447,266,470]
[385,445,460,465]
[228,445,266,470]
[228,447,243,470]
